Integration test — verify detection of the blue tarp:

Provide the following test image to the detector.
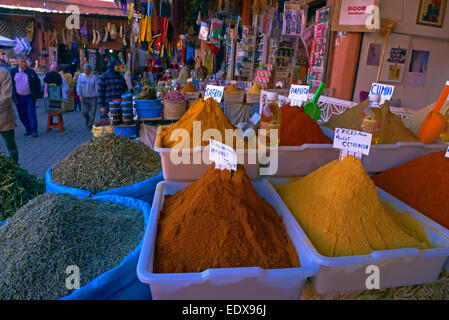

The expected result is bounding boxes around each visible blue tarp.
[62,195,152,300]
[0,196,153,300]
[0,35,16,48]
[45,168,164,203]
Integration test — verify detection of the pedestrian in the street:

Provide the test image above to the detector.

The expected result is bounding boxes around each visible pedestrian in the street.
[77,64,98,129]
[43,64,63,110]
[60,65,74,112]
[0,66,18,162]
[0,56,9,71]
[72,71,81,112]
[97,59,128,119]
[10,55,41,138]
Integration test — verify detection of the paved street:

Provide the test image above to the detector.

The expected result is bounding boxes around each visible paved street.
[0,100,94,179]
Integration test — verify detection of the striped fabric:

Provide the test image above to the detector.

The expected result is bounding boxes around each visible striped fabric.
[0,18,11,38]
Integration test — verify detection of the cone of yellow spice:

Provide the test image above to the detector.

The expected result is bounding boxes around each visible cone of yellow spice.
[248,83,261,94]
[275,156,430,257]
[225,83,241,92]
[158,97,247,149]
[181,82,197,93]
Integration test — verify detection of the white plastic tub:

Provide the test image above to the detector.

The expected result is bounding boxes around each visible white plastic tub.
[269,144,339,176]
[154,126,261,181]
[136,180,320,300]
[320,127,448,173]
[268,178,449,294]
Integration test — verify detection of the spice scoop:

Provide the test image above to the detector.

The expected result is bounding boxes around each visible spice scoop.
[418,82,449,144]
[304,82,325,121]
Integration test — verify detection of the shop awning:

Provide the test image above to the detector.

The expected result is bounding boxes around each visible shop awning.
[0,0,126,17]
[0,35,16,48]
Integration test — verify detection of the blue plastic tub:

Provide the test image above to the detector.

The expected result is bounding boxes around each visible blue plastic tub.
[135,99,162,107]
[135,99,163,119]
[114,125,137,137]
[46,168,164,203]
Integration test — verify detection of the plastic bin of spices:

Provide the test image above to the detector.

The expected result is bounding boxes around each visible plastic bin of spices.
[153,125,261,180]
[137,180,320,300]
[268,178,449,294]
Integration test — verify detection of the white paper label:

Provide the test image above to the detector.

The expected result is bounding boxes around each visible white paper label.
[288,85,309,106]
[209,139,237,171]
[333,128,372,156]
[370,83,395,104]
[204,85,224,103]
[446,146,449,158]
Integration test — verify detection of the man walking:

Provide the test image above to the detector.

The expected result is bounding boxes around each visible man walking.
[10,55,41,137]
[97,59,128,119]
[77,64,98,129]
[0,66,18,162]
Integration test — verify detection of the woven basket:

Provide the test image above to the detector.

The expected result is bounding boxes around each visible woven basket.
[163,101,187,120]
[246,93,260,104]
[92,125,115,138]
[224,92,245,104]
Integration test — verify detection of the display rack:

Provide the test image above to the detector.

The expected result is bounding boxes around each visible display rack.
[307,6,331,89]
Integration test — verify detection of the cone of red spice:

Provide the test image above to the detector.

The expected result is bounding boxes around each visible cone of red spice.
[280,104,332,146]
[372,151,449,229]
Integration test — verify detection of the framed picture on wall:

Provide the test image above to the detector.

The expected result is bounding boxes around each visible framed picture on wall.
[416,0,447,28]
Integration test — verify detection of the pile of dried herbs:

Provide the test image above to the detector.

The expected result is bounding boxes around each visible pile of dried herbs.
[0,193,144,300]
[0,154,45,221]
[52,134,161,193]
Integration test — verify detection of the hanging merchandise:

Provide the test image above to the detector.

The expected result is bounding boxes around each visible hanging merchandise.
[160,0,172,18]
[128,3,134,20]
[282,2,305,36]
[208,18,223,44]
[80,20,88,37]
[199,22,209,41]
[259,6,276,34]
[71,42,79,66]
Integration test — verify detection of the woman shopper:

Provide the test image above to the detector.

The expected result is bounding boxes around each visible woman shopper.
[43,64,63,110]
[77,64,98,129]
[0,66,18,162]
[60,65,74,112]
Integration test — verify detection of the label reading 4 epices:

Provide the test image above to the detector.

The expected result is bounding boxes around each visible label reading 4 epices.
[204,85,225,103]
[333,128,373,156]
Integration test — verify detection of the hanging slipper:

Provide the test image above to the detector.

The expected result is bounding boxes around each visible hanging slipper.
[110,24,117,40]
[103,25,109,42]
[96,26,101,45]
[62,28,67,47]
[119,22,123,38]
[92,24,96,44]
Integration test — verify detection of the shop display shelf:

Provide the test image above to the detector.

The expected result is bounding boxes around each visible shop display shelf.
[320,127,448,173]
[267,178,449,294]
[154,126,261,181]
[136,180,320,300]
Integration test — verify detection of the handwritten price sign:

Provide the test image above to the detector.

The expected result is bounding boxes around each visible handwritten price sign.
[209,139,237,171]
[288,85,309,107]
[333,128,372,161]
[204,85,225,103]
